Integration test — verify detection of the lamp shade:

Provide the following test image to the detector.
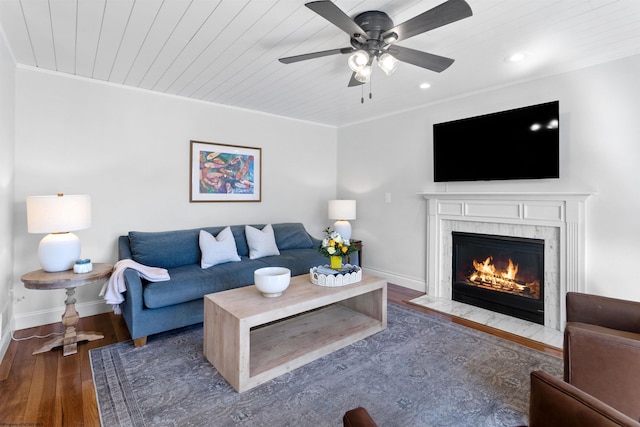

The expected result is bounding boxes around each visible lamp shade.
[27,194,91,233]
[328,200,356,220]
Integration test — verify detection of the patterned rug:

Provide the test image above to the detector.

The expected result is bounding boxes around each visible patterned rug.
[90,303,562,426]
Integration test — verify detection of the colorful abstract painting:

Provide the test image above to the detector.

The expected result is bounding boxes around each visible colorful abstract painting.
[190,141,261,202]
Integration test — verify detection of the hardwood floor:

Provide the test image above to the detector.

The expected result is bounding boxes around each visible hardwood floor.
[0,284,561,426]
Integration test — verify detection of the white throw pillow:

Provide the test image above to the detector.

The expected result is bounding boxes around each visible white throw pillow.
[199,227,241,268]
[245,224,281,260]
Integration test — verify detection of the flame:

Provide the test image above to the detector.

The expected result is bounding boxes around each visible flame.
[465,256,540,299]
[469,257,525,291]
[472,257,518,280]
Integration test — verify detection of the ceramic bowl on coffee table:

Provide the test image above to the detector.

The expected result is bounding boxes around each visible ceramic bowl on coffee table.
[254,267,291,297]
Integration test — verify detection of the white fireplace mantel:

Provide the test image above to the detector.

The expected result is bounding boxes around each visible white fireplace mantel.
[419,191,593,329]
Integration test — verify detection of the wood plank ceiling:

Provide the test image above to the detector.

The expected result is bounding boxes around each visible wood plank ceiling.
[1,0,640,127]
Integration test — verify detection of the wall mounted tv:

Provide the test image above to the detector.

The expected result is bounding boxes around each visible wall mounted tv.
[433,101,559,182]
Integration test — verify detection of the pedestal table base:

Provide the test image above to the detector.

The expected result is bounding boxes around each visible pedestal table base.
[31,286,104,356]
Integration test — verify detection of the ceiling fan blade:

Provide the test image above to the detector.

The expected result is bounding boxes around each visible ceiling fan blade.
[279,47,353,64]
[306,1,368,41]
[348,72,365,87]
[388,45,454,72]
[382,0,472,43]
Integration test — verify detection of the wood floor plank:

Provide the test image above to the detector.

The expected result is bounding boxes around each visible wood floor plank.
[0,283,562,425]
[78,315,103,383]
[0,333,18,381]
[39,347,60,426]
[57,372,83,427]
[23,354,46,424]
[82,378,100,427]
[0,325,46,424]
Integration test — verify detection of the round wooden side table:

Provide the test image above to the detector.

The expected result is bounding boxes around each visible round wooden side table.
[21,263,113,356]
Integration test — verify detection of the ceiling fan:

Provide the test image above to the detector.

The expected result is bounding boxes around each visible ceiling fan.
[279,0,473,87]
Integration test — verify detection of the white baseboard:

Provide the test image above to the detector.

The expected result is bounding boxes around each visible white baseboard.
[0,332,9,365]
[13,299,112,331]
[362,267,426,293]
[0,298,11,363]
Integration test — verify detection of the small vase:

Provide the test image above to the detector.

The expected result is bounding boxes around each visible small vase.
[330,256,342,270]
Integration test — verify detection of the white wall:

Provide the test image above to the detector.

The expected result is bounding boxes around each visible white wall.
[0,28,15,360]
[12,67,337,329]
[339,54,640,301]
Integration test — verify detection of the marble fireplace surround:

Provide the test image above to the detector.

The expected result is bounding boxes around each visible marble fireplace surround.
[419,192,592,331]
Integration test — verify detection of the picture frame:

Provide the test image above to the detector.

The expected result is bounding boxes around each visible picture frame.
[190,140,262,202]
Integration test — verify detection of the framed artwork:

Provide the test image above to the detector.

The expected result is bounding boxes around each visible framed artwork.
[190,140,262,202]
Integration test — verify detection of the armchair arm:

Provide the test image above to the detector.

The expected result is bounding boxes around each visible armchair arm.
[566,292,640,333]
[343,407,377,427]
[118,234,146,335]
[118,235,133,260]
[564,322,640,421]
[529,371,640,427]
[119,268,146,339]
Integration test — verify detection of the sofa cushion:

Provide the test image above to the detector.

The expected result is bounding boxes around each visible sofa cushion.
[271,223,315,250]
[202,225,249,258]
[199,228,241,268]
[143,259,267,309]
[246,224,281,259]
[129,229,200,269]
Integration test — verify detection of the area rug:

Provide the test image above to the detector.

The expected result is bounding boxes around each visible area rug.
[90,303,562,426]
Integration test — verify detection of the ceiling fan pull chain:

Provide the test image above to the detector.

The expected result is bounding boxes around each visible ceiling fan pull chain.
[361,85,364,104]
[369,78,373,100]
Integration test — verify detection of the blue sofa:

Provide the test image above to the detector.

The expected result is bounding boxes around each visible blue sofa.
[118,222,328,346]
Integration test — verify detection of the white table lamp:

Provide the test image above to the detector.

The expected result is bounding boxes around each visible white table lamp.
[328,199,356,240]
[27,194,91,272]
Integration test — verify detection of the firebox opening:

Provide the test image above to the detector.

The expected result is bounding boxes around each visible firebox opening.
[452,232,544,325]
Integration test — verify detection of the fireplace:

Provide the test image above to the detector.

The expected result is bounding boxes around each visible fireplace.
[421,191,592,331]
[452,232,545,325]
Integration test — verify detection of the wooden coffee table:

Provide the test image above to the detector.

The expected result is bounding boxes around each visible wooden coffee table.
[203,273,387,392]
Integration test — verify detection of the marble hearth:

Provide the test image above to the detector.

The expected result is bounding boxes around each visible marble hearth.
[410,295,565,348]
[414,192,591,345]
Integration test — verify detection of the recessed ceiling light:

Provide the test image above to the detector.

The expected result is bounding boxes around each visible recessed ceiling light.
[505,52,529,63]
[419,82,431,89]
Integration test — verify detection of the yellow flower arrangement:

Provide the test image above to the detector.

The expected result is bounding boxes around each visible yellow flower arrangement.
[318,228,358,259]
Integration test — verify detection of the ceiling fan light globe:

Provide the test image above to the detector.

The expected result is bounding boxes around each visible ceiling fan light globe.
[377,53,399,76]
[354,65,372,83]
[383,32,398,44]
[348,50,369,72]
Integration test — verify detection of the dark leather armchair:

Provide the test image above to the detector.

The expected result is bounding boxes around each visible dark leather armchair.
[528,370,640,426]
[343,407,377,427]
[564,292,640,421]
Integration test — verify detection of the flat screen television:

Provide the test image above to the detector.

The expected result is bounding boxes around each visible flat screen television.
[433,101,559,182]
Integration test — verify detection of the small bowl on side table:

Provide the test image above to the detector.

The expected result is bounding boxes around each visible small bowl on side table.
[254,267,291,297]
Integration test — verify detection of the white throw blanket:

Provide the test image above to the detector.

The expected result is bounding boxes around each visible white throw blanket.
[100,259,170,314]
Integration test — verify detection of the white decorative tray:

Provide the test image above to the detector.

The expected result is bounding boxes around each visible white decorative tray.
[310,264,362,287]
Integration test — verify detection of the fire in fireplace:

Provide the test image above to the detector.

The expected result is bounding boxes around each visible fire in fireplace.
[452,232,544,325]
